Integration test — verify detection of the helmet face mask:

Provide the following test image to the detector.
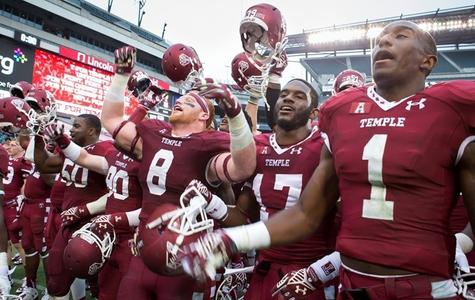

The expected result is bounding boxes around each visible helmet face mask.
[24,89,57,134]
[454,266,475,299]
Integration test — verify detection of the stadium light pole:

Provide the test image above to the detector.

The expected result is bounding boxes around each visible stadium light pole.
[107,0,113,12]
[138,0,146,27]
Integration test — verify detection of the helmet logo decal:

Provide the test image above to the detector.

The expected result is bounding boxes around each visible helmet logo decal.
[238,61,249,73]
[89,262,102,276]
[178,54,191,67]
[11,99,24,111]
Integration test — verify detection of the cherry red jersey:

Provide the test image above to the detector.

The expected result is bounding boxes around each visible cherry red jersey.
[24,168,51,202]
[3,156,31,201]
[61,141,113,210]
[249,129,336,265]
[319,81,475,278]
[50,174,66,210]
[105,149,142,215]
[449,194,475,265]
[136,120,230,222]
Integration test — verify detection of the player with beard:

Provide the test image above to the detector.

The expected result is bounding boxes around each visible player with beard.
[184,79,337,300]
[33,115,113,300]
[3,139,30,276]
[180,20,475,299]
[98,46,256,300]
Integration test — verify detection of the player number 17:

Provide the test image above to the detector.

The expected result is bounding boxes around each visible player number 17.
[362,134,394,221]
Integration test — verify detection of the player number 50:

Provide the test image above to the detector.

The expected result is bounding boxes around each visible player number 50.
[362,134,394,221]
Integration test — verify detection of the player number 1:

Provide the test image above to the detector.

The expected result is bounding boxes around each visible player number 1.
[361,134,394,221]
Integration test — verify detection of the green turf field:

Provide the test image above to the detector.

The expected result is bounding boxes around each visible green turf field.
[10,259,95,299]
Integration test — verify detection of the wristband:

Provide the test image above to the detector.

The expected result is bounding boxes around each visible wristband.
[224,221,270,252]
[206,194,229,221]
[62,142,81,162]
[228,111,253,152]
[309,251,341,284]
[105,74,128,103]
[268,74,281,85]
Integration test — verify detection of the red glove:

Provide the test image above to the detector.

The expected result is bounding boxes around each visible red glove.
[127,70,151,97]
[44,123,70,149]
[180,230,237,282]
[114,46,137,74]
[90,213,130,237]
[61,205,91,227]
[271,267,322,299]
[182,179,213,205]
[0,145,8,179]
[198,84,241,118]
[139,85,165,110]
[269,51,288,77]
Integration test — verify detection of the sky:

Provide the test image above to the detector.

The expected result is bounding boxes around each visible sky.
[88,0,474,83]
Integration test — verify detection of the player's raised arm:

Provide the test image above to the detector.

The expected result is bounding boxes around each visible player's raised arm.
[0,146,11,294]
[102,46,144,158]
[44,123,109,175]
[201,84,256,183]
[33,135,63,174]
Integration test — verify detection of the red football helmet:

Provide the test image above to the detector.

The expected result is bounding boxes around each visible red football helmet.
[231,52,268,98]
[0,97,35,132]
[332,69,365,95]
[127,70,152,97]
[140,187,214,275]
[9,81,33,99]
[240,3,287,66]
[24,88,57,133]
[161,43,203,90]
[63,222,116,278]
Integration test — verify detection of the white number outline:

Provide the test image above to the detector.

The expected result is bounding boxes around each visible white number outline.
[147,149,174,196]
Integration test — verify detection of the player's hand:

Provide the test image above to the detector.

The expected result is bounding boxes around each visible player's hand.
[91,213,129,237]
[271,267,321,299]
[180,230,237,282]
[139,85,165,110]
[127,70,151,97]
[198,84,241,118]
[114,46,137,74]
[61,205,91,227]
[182,179,213,205]
[269,51,288,77]
[456,239,470,273]
[44,123,70,149]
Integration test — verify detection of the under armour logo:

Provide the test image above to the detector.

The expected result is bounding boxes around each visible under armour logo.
[290,147,303,155]
[99,223,107,229]
[295,285,307,295]
[261,146,269,155]
[114,215,122,223]
[405,98,426,111]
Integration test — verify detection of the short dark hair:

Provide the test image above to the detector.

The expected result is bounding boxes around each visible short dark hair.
[287,78,319,108]
[78,114,101,135]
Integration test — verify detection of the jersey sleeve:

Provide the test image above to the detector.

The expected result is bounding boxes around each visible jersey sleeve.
[444,81,475,134]
[21,159,33,178]
[202,131,231,156]
[0,145,8,178]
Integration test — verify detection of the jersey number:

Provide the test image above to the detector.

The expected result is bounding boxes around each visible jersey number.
[3,166,14,185]
[106,166,129,200]
[362,134,394,221]
[62,159,88,188]
[253,173,303,221]
[147,149,174,196]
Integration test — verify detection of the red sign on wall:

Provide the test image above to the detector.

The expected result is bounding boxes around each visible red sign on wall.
[59,46,115,73]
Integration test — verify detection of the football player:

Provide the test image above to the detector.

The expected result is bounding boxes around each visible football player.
[3,138,30,279]
[0,144,12,295]
[182,78,337,300]
[98,45,256,299]
[180,20,475,299]
[19,165,54,300]
[43,80,161,300]
[33,115,113,299]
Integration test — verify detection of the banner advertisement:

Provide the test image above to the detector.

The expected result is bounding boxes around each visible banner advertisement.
[0,36,35,92]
